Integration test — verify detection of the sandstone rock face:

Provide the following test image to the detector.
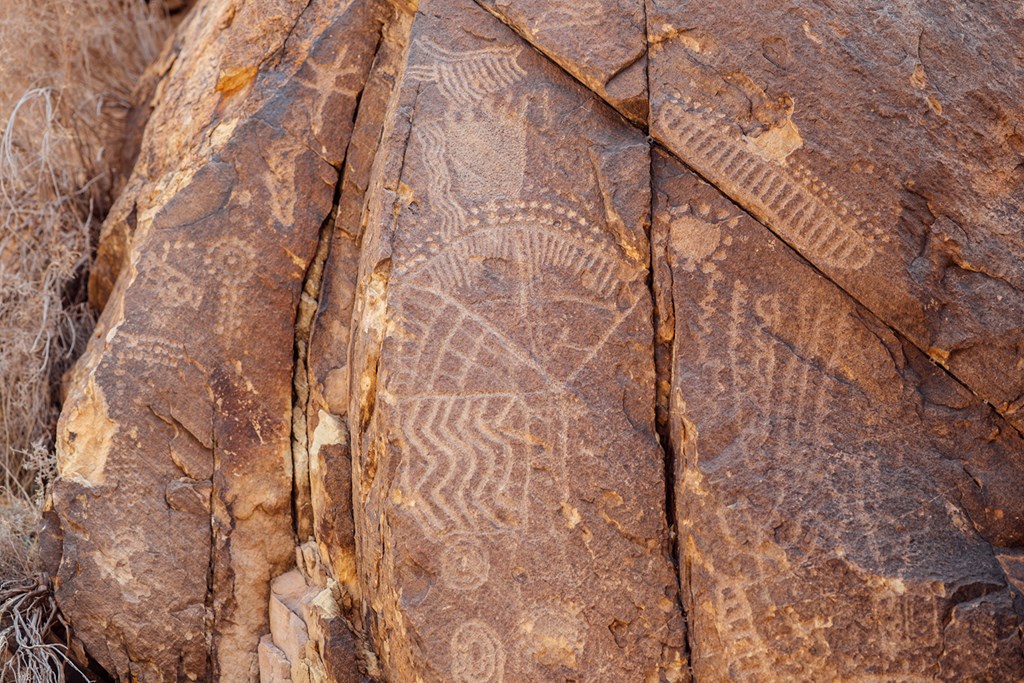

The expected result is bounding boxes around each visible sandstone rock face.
[52,0,388,679]
[258,543,361,683]
[302,12,408,601]
[345,1,685,680]
[44,0,1024,680]
[476,0,649,123]
[648,0,1024,430]
[653,150,1024,680]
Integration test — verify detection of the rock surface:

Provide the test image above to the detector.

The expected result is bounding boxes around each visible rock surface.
[653,149,1024,680]
[648,0,1024,430]
[259,544,362,683]
[345,1,685,680]
[302,9,408,601]
[42,0,1024,680]
[52,0,388,679]
[476,0,649,123]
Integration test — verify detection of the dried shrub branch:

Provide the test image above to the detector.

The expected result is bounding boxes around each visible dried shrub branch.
[0,0,176,676]
[0,575,83,683]
[0,0,170,497]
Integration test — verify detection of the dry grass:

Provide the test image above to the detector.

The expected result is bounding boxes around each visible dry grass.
[0,574,85,683]
[0,496,76,682]
[0,0,175,677]
[0,0,170,498]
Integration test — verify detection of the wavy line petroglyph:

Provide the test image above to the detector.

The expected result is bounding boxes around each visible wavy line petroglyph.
[659,90,875,271]
[399,395,532,535]
[408,42,526,104]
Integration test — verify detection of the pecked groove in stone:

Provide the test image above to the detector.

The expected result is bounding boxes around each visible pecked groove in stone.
[345,0,687,680]
[647,0,1024,431]
[653,147,1024,682]
[52,0,390,679]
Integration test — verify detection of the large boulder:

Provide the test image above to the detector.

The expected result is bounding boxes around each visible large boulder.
[42,0,1024,680]
[52,0,389,679]
[343,1,686,680]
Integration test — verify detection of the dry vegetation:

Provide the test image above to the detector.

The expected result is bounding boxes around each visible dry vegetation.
[0,576,84,683]
[0,0,173,678]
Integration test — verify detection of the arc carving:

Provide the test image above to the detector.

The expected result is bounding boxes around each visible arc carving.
[659,91,875,272]
[450,620,506,683]
[408,42,527,105]
[400,200,631,295]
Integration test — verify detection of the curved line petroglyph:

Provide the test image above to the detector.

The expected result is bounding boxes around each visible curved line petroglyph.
[440,535,491,591]
[400,202,631,295]
[659,91,874,271]
[408,41,526,105]
[450,620,506,683]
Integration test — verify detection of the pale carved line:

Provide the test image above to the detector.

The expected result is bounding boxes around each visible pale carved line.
[450,620,506,683]
[659,91,874,272]
[408,41,526,105]
[400,205,631,296]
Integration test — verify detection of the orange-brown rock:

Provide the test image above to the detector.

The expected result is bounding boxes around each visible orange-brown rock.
[52,0,388,679]
[301,11,409,598]
[258,544,362,683]
[653,149,1024,680]
[476,0,649,123]
[34,0,1024,680]
[345,1,685,680]
[648,0,1024,430]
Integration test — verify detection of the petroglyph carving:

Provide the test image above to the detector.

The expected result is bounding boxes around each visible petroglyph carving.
[440,535,491,591]
[393,211,634,553]
[714,581,773,681]
[450,620,505,683]
[693,502,778,682]
[115,332,204,374]
[518,604,585,669]
[749,292,843,445]
[659,91,874,271]
[401,199,630,295]
[200,236,259,335]
[408,42,526,104]
[398,392,533,536]
[390,44,640,586]
[411,41,529,235]
[345,15,682,679]
[148,242,203,310]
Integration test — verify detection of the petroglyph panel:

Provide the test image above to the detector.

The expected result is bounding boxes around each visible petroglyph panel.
[653,150,1024,681]
[303,7,407,593]
[648,0,1024,429]
[347,2,686,681]
[51,1,388,680]
[476,0,649,123]
[656,91,875,272]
